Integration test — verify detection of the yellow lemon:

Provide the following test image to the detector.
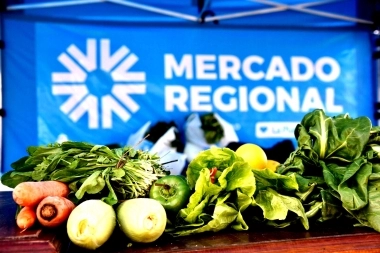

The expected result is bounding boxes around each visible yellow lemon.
[266,160,280,172]
[235,143,267,170]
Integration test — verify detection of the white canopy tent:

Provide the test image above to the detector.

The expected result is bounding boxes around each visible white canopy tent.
[5,0,376,25]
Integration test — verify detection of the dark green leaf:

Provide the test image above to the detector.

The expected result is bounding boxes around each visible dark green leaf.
[25,146,62,164]
[255,188,309,230]
[0,171,31,188]
[321,161,346,191]
[299,109,371,162]
[60,141,94,151]
[338,157,371,211]
[320,190,342,221]
[253,169,298,192]
[10,156,35,172]
[365,179,380,232]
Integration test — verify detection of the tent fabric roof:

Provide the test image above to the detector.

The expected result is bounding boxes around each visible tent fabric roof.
[4,0,378,29]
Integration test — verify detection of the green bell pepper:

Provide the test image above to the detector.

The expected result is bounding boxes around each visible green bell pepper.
[149,175,191,214]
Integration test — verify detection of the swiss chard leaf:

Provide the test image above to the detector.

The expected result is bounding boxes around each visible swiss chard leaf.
[346,177,380,232]
[337,157,372,211]
[365,178,380,232]
[321,160,346,191]
[253,169,298,193]
[299,109,371,162]
[255,188,309,230]
[278,109,378,231]
[330,114,372,161]
[319,190,343,221]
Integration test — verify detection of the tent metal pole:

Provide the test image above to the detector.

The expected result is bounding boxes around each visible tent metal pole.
[106,0,198,22]
[376,36,380,126]
[7,0,369,25]
[0,13,3,174]
[252,0,373,25]
[7,0,199,22]
[205,0,338,22]
[7,0,105,11]
[205,6,286,22]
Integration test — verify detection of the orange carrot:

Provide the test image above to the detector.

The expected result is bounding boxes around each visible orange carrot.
[16,206,37,231]
[13,181,70,207]
[36,196,75,228]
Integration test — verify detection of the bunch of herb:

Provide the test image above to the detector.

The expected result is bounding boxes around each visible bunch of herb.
[1,141,169,205]
[277,109,380,232]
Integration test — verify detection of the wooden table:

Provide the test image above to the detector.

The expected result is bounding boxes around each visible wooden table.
[1,190,380,253]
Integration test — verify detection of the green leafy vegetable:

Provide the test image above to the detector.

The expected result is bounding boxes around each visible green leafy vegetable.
[172,163,254,236]
[1,141,169,205]
[297,110,371,162]
[186,147,243,189]
[278,109,380,232]
[255,188,309,230]
[170,147,308,236]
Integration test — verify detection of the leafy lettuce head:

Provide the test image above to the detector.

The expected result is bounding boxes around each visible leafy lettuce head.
[186,147,244,189]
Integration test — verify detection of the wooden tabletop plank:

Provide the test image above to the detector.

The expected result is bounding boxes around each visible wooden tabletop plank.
[0,191,68,253]
[2,191,380,253]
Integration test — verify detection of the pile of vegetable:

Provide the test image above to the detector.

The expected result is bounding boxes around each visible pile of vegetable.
[277,109,380,231]
[2,143,172,249]
[13,181,75,230]
[167,146,308,236]
[168,109,380,235]
[1,142,169,205]
[2,108,380,250]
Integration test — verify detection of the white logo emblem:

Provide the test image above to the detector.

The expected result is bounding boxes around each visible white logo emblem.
[52,39,146,129]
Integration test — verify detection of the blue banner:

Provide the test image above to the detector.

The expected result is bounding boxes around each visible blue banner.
[35,23,374,150]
